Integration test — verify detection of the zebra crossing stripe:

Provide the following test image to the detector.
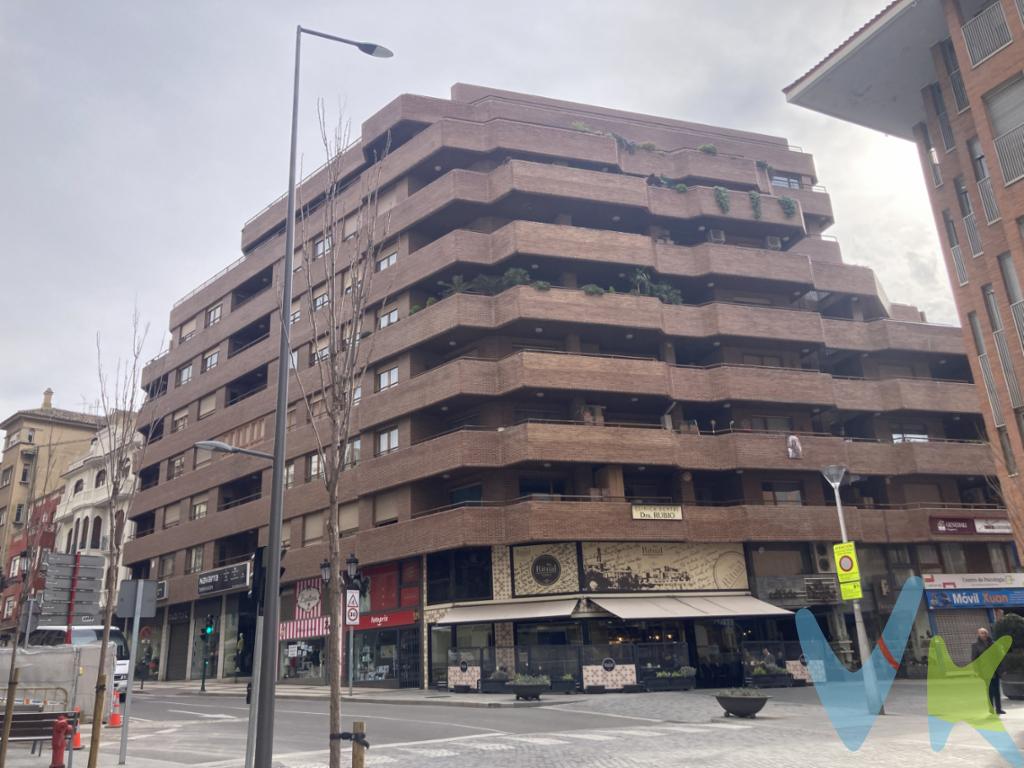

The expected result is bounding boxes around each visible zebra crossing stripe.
[504,736,570,745]
[463,742,515,750]
[558,732,617,741]
[397,747,459,757]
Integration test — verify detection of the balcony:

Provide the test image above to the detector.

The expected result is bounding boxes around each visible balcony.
[225,365,269,406]
[950,70,970,112]
[994,122,1024,185]
[962,1,1012,66]
[228,315,271,358]
[231,265,273,311]
[978,177,1001,222]
[963,212,983,256]
[951,244,968,285]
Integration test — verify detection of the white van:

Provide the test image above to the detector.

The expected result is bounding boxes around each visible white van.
[29,625,132,699]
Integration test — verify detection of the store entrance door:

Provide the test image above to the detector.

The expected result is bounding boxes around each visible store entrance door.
[165,605,191,681]
[398,628,420,688]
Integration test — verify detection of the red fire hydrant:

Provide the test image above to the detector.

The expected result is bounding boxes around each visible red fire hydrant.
[50,714,74,768]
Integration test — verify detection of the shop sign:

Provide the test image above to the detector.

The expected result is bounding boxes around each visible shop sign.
[930,517,1012,535]
[512,543,580,596]
[601,657,616,672]
[354,609,416,631]
[925,588,1024,610]
[581,541,747,592]
[197,562,251,595]
[531,555,561,586]
[923,573,1024,590]
[630,504,682,521]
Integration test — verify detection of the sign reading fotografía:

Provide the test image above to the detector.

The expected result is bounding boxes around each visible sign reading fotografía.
[631,504,682,521]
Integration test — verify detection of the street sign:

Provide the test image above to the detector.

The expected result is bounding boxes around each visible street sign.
[345,590,360,626]
[840,581,863,601]
[833,542,861,583]
[116,580,158,619]
[43,552,104,569]
[197,562,251,595]
[156,580,167,601]
[36,611,102,625]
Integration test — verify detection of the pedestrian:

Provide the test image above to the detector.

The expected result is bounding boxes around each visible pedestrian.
[971,627,1006,715]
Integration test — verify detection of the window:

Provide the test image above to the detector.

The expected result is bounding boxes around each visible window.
[287,407,297,430]
[0,507,5,526]
[94,469,106,487]
[377,366,399,391]
[0,468,10,488]
[179,316,198,343]
[73,479,84,494]
[172,408,189,433]
[177,363,193,387]
[158,554,175,578]
[202,348,219,372]
[310,338,330,364]
[79,517,90,550]
[313,234,332,259]
[427,547,492,604]
[284,461,295,489]
[891,423,929,443]
[290,301,301,325]
[303,511,325,545]
[378,307,399,329]
[998,426,1019,474]
[307,453,324,481]
[749,415,793,432]
[26,429,34,444]
[198,393,217,420]
[168,453,186,480]
[206,304,222,328]
[2,598,13,619]
[969,137,992,182]
[3,432,18,449]
[90,516,102,549]
[741,353,782,368]
[313,286,329,311]
[163,501,182,528]
[190,496,208,521]
[761,481,804,505]
[194,445,213,468]
[13,504,24,524]
[342,269,355,295]
[770,172,801,190]
[344,438,361,467]
[999,252,1024,304]
[20,462,32,483]
[376,251,397,272]
[954,176,973,217]
[185,545,204,574]
[352,384,362,404]
[928,82,955,151]
[377,426,399,455]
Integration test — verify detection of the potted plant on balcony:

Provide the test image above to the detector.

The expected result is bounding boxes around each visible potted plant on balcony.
[480,667,510,694]
[995,614,1024,699]
[509,673,550,700]
[749,663,792,688]
[550,673,577,694]
[715,688,770,718]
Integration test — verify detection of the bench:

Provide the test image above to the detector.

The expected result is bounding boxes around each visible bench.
[0,710,78,756]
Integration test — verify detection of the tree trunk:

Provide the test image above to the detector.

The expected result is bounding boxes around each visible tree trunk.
[326,481,343,768]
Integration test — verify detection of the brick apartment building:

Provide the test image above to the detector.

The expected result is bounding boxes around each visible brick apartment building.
[785,0,1024,554]
[124,84,1012,690]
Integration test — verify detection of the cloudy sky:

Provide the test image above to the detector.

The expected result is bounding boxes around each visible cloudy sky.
[0,0,953,423]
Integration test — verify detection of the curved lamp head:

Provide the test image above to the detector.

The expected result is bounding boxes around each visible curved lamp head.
[195,440,238,454]
[320,559,332,584]
[357,41,393,58]
[346,552,359,580]
[821,464,847,486]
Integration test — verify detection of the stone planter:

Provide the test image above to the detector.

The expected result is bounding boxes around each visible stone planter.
[550,679,577,694]
[1003,678,1024,700]
[716,693,769,718]
[646,676,696,692]
[750,673,792,689]
[510,683,548,701]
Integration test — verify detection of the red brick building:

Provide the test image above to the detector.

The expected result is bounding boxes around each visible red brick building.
[0,488,61,638]
[125,85,1010,688]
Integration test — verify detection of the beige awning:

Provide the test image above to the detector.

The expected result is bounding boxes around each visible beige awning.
[435,598,579,625]
[590,595,791,620]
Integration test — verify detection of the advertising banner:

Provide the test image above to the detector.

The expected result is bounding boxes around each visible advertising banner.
[512,543,580,596]
[925,588,1024,609]
[580,542,747,592]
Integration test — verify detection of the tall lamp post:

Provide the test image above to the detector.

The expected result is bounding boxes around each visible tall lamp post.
[821,464,883,715]
[195,28,391,768]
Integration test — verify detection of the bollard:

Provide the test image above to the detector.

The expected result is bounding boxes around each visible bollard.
[50,714,74,768]
[246,681,252,705]
[351,720,366,768]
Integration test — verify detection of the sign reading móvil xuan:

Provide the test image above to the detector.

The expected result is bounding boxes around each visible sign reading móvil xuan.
[833,542,860,583]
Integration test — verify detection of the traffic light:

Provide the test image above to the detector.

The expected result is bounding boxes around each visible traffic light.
[204,614,215,637]
[248,546,266,603]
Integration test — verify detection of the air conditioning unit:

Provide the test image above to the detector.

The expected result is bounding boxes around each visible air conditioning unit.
[765,236,782,251]
[813,542,836,573]
[707,229,726,244]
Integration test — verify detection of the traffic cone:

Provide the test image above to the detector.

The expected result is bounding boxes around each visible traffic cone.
[108,696,122,727]
[72,709,83,751]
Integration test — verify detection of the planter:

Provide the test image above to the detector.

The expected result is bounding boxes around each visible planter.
[716,693,769,718]
[510,683,548,701]
[480,679,509,694]
[645,676,696,692]
[586,685,607,694]
[622,683,646,694]
[550,679,577,694]
[750,673,792,689]
[1003,678,1024,700]
[452,684,472,694]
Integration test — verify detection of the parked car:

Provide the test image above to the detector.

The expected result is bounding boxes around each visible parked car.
[29,625,131,700]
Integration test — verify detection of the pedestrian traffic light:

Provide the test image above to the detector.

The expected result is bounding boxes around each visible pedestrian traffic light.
[204,614,215,636]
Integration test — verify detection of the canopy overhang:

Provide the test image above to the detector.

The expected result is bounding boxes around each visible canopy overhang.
[435,598,579,625]
[590,594,792,621]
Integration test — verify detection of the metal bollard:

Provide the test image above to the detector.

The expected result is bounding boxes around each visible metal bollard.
[351,720,366,768]
[245,682,252,705]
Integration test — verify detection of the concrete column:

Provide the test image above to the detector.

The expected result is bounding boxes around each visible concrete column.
[595,465,625,498]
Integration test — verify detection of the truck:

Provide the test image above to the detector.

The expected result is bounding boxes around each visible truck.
[29,625,132,700]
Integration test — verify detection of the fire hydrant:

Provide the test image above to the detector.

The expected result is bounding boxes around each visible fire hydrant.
[50,714,74,768]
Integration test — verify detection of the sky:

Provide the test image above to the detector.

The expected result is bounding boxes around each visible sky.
[0,0,955,423]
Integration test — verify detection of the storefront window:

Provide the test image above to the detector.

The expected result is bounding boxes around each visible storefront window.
[354,628,398,683]
[430,626,452,687]
[135,610,163,682]
[427,548,491,604]
[223,593,257,677]
[279,637,326,681]
[940,543,968,573]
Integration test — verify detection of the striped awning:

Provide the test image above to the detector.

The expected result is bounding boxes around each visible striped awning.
[279,615,330,641]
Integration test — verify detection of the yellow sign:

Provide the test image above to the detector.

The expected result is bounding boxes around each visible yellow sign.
[833,542,860,583]
[840,580,863,601]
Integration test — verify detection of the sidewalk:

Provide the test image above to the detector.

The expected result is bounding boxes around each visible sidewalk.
[136,679,554,708]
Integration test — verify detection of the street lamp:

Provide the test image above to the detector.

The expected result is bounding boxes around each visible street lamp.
[821,464,883,715]
[320,559,332,584]
[254,27,391,768]
[345,553,359,583]
[194,440,273,461]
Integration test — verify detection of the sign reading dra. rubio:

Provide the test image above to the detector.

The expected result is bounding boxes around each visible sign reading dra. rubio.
[345,590,360,626]
[630,504,682,521]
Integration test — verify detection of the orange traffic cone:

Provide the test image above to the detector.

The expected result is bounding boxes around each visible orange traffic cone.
[72,706,83,749]
[108,696,122,727]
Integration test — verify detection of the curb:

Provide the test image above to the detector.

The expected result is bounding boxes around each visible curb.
[142,686,562,708]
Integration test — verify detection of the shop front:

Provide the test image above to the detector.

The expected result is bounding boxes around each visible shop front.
[923,572,1024,663]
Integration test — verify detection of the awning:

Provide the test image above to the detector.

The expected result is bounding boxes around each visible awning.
[435,598,579,625]
[590,595,791,621]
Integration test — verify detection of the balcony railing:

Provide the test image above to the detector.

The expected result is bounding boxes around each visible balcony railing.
[1011,299,1024,353]
[993,328,1024,407]
[978,352,1006,426]
[937,111,956,151]
[950,70,970,112]
[962,1,1012,66]
[978,176,1001,222]
[950,244,968,285]
[994,122,1024,185]
[963,212,983,256]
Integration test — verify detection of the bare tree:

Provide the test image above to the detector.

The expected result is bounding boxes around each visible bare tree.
[294,105,393,768]
[983,441,1024,559]
[86,308,160,768]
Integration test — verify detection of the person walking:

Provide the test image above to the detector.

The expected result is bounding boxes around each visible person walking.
[972,627,1006,715]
